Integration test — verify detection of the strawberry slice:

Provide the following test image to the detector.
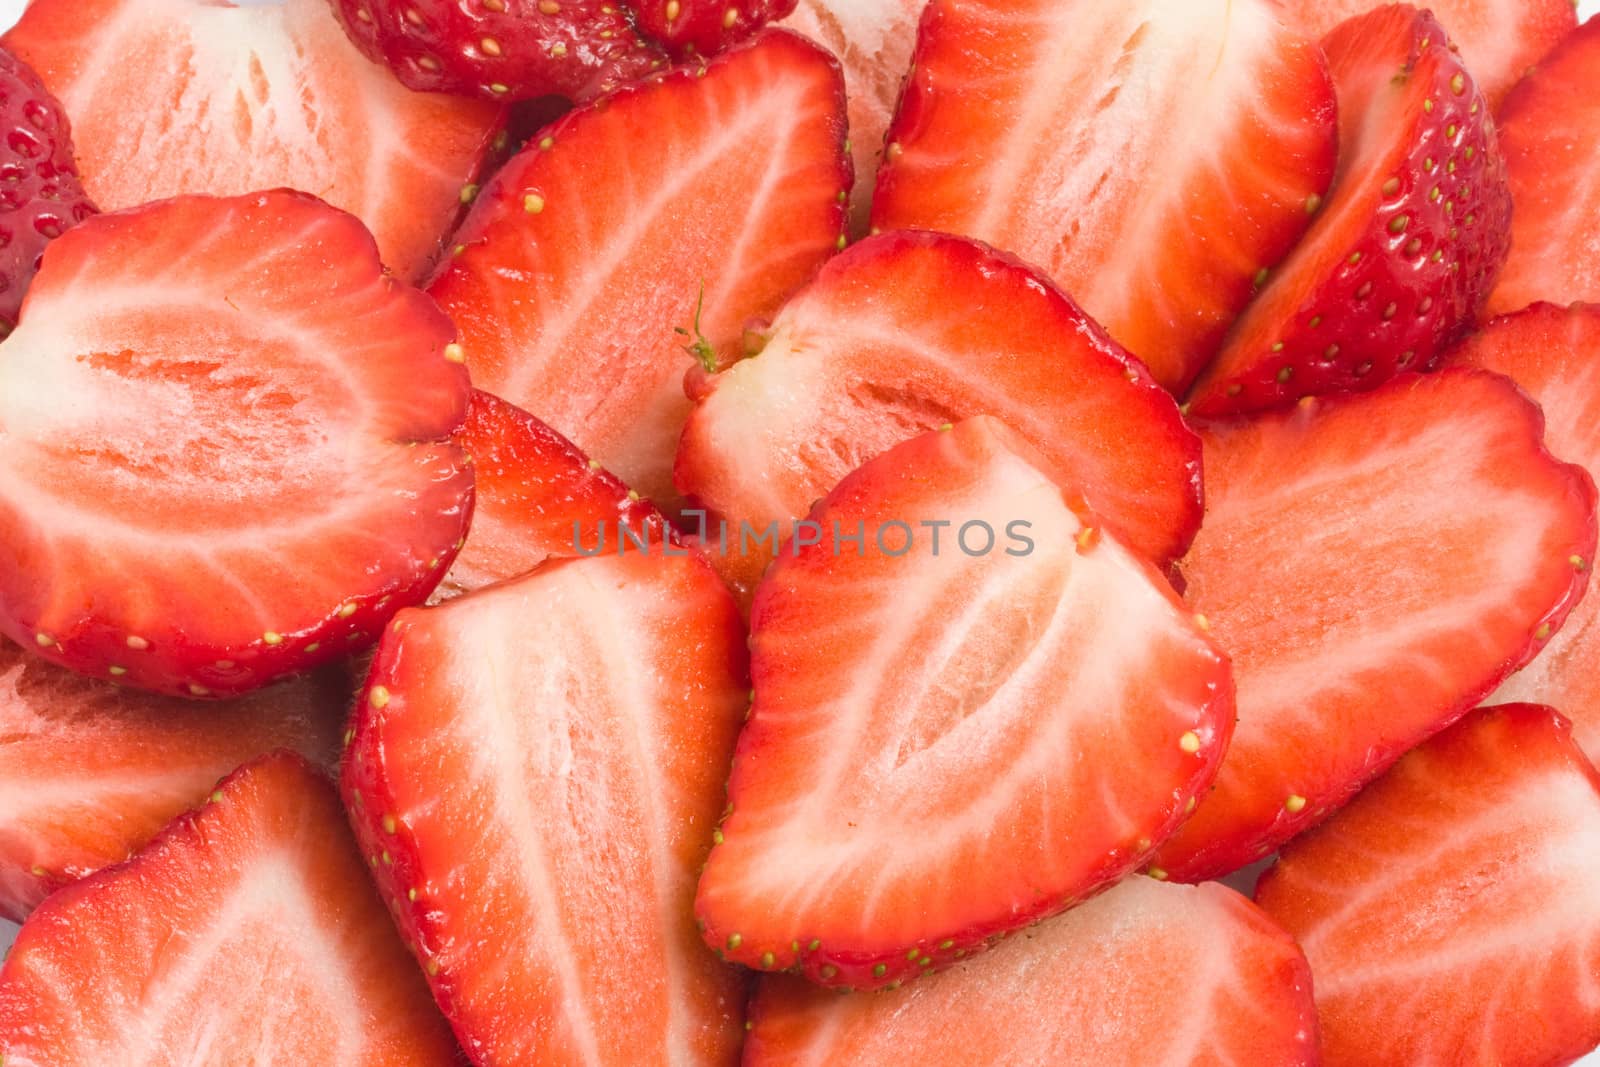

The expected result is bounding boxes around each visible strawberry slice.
[1445,303,1600,759]
[1187,5,1511,416]
[1484,19,1600,318]
[437,389,669,599]
[1277,0,1576,107]
[0,639,345,922]
[745,877,1317,1066]
[3,0,504,282]
[0,752,461,1066]
[344,551,749,1065]
[1256,703,1600,1067]
[1153,370,1596,882]
[675,231,1202,604]
[635,0,798,60]
[427,30,848,504]
[869,0,1337,392]
[695,417,1233,990]
[0,190,473,699]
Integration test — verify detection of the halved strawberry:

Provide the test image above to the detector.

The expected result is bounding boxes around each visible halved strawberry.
[3,0,504,281]
[344,551,749,1065]
[1187,5,1511,416]
[1256,703,1600,1067]
[0,191,473,699]
[1277,0,1576,107]
[437,389,669,599]
[675,231,1202,604]
[695,417,1233,990]
[1484,18,1600,318]
[0,639,346,922]
[635,0,798,60]
[1153,370,1596,882]
[0,752,461,1066]
[428,30,848,504]
[870,0,1337,393]
[1444,303,1600,760]
[745,877,1316,1066]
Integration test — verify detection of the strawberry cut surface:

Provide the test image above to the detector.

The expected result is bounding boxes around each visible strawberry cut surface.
[0,191,473,699]
[675,231,1202,603]
[1188,4,1510,416]
[1154,370,1596,881]
[695,417,1233,990]
[745,877,1317,1066]
[869,0,1338,392]
[344,551,749,1066]
[3,0,504,282]
[0,751,462,1066]
[1256,703,1600,1067]
[428,30,849,505]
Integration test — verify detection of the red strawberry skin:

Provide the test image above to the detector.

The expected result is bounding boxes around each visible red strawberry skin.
[1256,703,1600,1067]
[0,47,94,337]
[634,0,798,60]
[1188,5,1511,416]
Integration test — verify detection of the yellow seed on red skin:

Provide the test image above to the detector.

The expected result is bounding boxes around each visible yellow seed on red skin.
[480,36,502,56]
[383,814,398,833]
[1179,730,1201,753]
[524,193,545,214]
[537,0,557,12]
[33,632,51,647]
[444,343,465,363]
[370,686,391,709]
[723,6,738,27]
[127,635,150,650]
[417,55,440,71]
[665,0,680,20]
[1285,794,1307,813]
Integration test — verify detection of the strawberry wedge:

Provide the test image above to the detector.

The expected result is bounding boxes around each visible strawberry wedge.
[0,191,473,698]
[696,417,1233,990]
[1153,370,1596,882]
[344,552,749,1066]
[428,30,848,504]
[1257,704,1600,1067]
[1188,5,1511,415]
[745,878,1317,1066]
[870,0,1337,392]
[3,0,504,281]
[0,752,461,1066]
[675,231,1202,603]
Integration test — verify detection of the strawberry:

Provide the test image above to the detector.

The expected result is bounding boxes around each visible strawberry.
[428,30,848,505]
[695,417,1233,990]
[1483,18,1600,318]
[331,0,664,104]
[0,752,462,1066]
[0,47,94,338]
[1256,703,1600,1067]
[1152,370,1596,882]
[869,0,1338,393]
[1187,5,1512,416]
[1445,303,1600,760]
[344,551,749,1065]
[635,0,798,60]
[1277,0,1577,107]
[675,231,1202,604]
[436,389,669,599]
[0,190,473,699]
[0,639,346,922]
[745,878,1317,1066]
[3,0,504,282]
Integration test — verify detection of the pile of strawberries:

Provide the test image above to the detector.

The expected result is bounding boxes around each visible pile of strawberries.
[0,0,1598,1062]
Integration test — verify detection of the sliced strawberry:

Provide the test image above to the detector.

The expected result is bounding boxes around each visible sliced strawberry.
[0,639,346,922]
[0,190,473,699]
[1153,370,1596,882]
[1256,703,1600,1067]
[1444,303,1600,759]
[870,0,1337,393]
[344,551,749,1064]
[746,877,1316,1066]
[1484,18,1600,318]
[0,752,461,1066]
[1187,5,1511,416]
[695,417,1233,990]
[3,0,504,282]
[437,389,669,598]
[635,0,798,60]
[675,231,1202,603]
[1277,0,1576,107]
[428,30,848,504]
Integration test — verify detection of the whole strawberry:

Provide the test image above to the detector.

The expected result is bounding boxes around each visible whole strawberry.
[633,0,798,60]
[0,47,95,337]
